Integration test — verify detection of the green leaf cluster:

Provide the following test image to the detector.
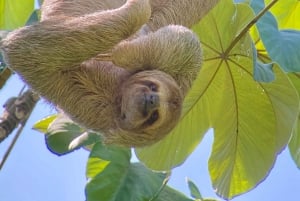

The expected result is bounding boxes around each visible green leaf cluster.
[137,0,300,199]
[35,115,207,201]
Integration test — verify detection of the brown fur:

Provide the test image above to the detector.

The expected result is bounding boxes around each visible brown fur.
[0,0,219,147]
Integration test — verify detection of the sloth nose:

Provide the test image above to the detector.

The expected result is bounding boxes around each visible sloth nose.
[145,93,159,110]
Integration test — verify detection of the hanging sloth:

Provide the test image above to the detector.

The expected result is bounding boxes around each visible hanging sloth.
[0,0,219,147]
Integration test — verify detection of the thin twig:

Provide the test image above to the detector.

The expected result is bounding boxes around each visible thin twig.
[0,123,25,170]
[18,85,27,96]
[0,90,39,170]
[149,172,171,201]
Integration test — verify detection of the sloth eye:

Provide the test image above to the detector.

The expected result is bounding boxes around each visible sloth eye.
[147,110,159,125]
[149,83,158,92]
[142,80,158,92]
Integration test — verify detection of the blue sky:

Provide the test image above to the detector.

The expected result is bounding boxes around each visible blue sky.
[0,75,300,201]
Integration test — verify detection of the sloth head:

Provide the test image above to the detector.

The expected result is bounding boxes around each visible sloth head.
[113,70,183,146]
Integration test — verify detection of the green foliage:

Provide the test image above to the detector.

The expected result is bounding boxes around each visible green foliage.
[34,113,101,155]
[33,114,57,133]
[266,0,300,29]
[0,0,35,30]
[187,178,203,200]
[288,73,300,168]
[85,142,193,201]
[137,0,300,199]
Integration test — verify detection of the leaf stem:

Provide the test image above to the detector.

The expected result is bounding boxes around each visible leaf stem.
[224,0,279,56]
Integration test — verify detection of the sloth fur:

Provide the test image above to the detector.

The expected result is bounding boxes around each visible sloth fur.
[0,0,219,147]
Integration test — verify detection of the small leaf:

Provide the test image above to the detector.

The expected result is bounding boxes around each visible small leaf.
[186,178,203,199]
[33,114,57,133]
[0,0,35,30]
[45,113,86,155]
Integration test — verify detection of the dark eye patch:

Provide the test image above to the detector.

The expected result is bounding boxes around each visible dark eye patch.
[145,110,159,125]
[140,80,158,92]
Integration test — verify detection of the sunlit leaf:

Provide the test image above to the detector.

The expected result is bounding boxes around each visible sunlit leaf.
[138,0,299,199]
[86,157,110,179]
[251,0,300,72]
[33,114,57,133]
[0,0,35,30]
[266,0,300,29]
[288,73,300,168]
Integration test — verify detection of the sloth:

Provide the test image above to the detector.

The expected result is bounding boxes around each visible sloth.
[0,0,219,147]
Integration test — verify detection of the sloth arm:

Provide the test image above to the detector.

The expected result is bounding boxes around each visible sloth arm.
[108,0,220,93]
[148,0,220,31]
[41,0,126,20]
[109,25,203,95]
[1,0,150,76]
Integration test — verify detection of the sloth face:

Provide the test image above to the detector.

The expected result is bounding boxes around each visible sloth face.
[116,70,183,139]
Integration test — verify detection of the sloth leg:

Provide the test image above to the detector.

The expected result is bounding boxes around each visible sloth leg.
[1,0,151,76]
[99,25,202,94]
[41,0,126,20]
[148,0,220,31]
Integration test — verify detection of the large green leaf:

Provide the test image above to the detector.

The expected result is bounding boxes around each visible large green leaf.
[86,143,192,201]
[288,73,300,168]
[0,0,35,30]
[137,0,299,199]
